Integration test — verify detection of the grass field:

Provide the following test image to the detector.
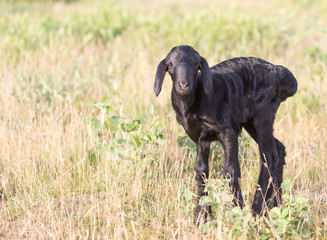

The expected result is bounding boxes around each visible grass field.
[0,0,326,239]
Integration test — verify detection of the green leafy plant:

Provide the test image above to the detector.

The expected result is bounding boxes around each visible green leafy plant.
[91,101,164,150]
[180,178,311,238]
[268,179,310,239]
[181,186,196,217]
[177,135,197,159]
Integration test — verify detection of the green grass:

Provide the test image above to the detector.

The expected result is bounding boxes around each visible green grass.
[0,0,326,239]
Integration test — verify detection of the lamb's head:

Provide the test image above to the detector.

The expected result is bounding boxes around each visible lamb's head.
[154,45,212,97]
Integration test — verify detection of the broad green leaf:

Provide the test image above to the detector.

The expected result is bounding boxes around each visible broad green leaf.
[91,118,102,130]
[275,218,288,235]
[120,119,142,132]
[281,209,289,218]
[281,179,293,191]
[269,207,281,218]
[182,187,193,201]
[282,193,290,202]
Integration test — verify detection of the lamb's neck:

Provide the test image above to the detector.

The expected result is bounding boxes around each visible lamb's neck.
[171,88,196,126]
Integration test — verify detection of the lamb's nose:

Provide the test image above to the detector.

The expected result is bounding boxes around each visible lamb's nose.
[179,82,189,89]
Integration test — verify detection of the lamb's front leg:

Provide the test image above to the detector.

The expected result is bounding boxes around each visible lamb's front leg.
[194,138,211,225]
[220,128,244,208]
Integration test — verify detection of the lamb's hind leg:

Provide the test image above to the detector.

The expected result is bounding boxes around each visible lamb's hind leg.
[244,120,281,215]
[268,139,286,207]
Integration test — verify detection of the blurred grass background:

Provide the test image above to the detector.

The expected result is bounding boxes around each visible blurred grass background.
[0,0,326,238]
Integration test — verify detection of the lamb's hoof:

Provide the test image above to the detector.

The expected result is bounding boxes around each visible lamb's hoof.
[251,202,263,217]
[194,205,211,226]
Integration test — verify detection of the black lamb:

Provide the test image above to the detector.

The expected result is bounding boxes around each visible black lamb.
[154,45,297,224]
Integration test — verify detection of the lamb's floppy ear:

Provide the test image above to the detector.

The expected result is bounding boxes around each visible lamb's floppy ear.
[200,56,212,96]
[154,59,167,97]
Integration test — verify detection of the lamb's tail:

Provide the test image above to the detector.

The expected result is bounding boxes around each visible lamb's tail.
[277,66,298,101]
